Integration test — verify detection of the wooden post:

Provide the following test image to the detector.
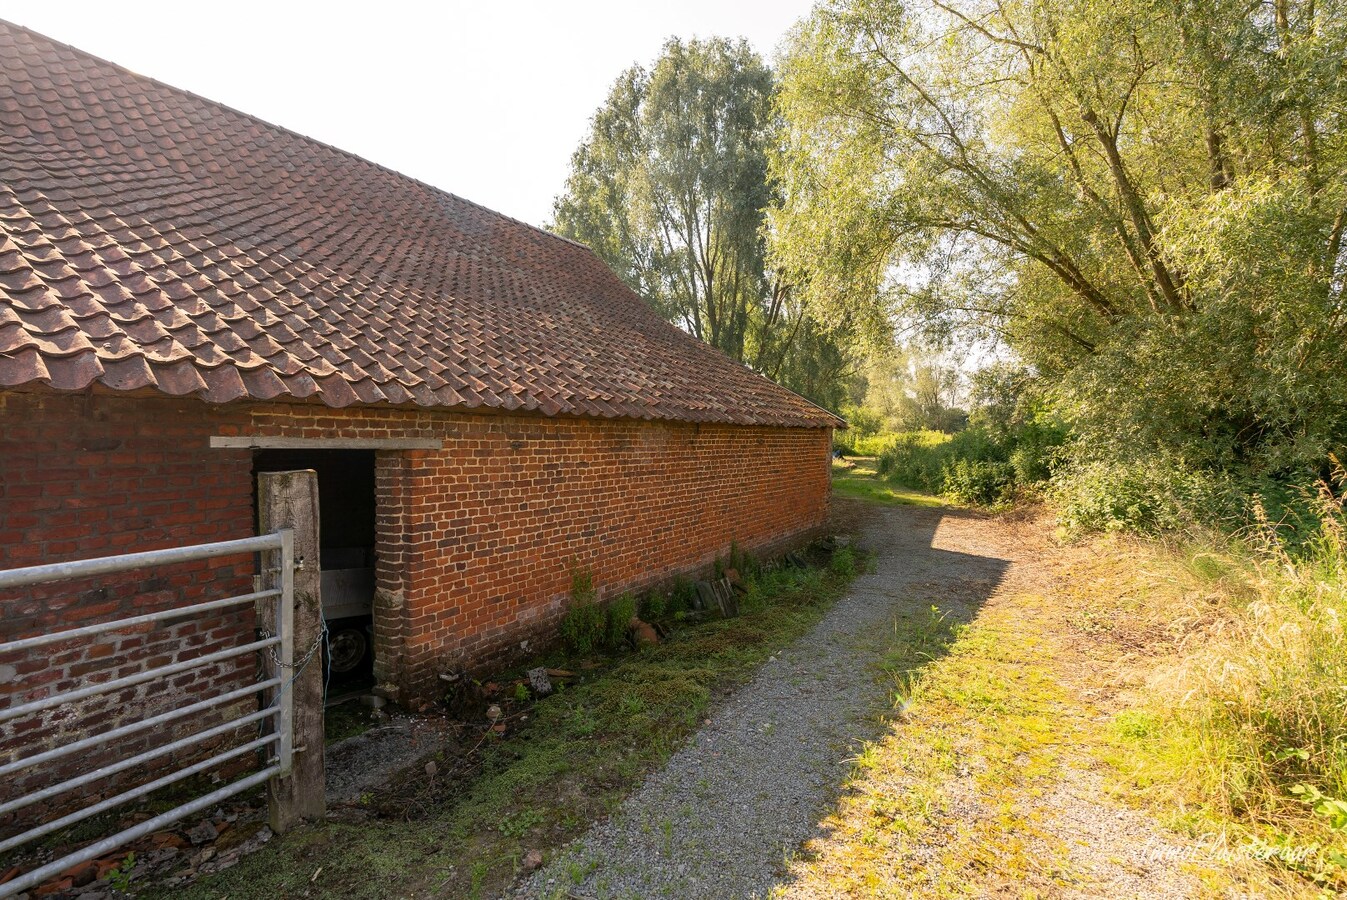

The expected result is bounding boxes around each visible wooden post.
[257,470,326,831]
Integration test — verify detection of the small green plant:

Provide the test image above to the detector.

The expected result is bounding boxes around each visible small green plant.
[1113,709,1159,740]
[569,705,598,736]
[829,546,856,578]
[104,852,135,892]
[605,592,638,649]
[667,576,697,616]
[498,808,544,839]
[1291,784,1347,833]
[469,861,488,900]
[639,590,667,621]
[726,540,760,581]
[514,682,530,702]
[560,567,605,654]
[660,816,674,855]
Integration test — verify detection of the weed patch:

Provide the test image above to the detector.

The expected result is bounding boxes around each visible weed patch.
[1099,509,1347,891]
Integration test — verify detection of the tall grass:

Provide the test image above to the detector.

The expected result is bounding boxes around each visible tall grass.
[834,430,924,458]
[1138,480,1347,884]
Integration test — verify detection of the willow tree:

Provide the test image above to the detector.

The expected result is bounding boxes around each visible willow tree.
[773,0,1347,477]
[552,37,859,408]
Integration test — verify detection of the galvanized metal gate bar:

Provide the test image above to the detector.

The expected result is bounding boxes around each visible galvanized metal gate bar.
[0,530,296,899]
[0,677,283,780]
[0,533,283,591]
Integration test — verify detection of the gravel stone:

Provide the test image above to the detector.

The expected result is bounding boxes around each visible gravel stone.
[514,504,991,899]
[324,711,457,804]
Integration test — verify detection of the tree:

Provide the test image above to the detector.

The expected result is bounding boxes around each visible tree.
[552,37,861,409]
[851,349,967,432]
[772,0,1347,479]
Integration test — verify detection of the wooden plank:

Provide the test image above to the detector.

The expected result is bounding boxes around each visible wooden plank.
[257,470,326,832]
[211,436,442,450]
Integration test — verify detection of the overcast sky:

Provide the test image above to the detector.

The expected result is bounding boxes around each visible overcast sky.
[0,1,815,228]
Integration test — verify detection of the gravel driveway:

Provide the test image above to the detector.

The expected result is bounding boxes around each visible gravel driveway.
[513,500,1009,900]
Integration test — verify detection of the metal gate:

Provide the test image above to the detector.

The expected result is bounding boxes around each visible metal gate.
[0,531,296,898]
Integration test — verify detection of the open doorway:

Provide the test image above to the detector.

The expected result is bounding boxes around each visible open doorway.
[252,450,377,694]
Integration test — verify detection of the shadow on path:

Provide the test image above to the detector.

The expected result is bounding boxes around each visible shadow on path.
[514,497,1010,900]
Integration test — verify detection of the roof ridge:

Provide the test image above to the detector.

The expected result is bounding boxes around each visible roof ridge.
[0,18,592,255]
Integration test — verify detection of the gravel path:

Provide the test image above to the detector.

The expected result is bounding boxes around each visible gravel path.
[514,502,1008,900]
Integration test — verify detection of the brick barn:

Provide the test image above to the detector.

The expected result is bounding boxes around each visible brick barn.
[0,21,839,715]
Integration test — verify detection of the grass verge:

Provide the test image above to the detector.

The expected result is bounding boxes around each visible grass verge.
[778,455,1332,897]
[773,590,1108,897]
[1096,517,1347,893]
[832,458,943,508]
[157,553,859,900]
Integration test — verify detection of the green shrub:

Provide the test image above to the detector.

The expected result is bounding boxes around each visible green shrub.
[560,568,605,655]
[560,603,604,655]
[875,430,954,491]
[942,458,1016,505]
[1009,443,1051,484]
[639,591,667,621]
[874,422,1066,507]
[1053,456,1235,536]
[605,593,638,649]
[667,576,697,616]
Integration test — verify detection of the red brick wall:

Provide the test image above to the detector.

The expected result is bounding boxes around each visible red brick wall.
[0,392,258,835]
[358,416,833,696]
[0,390,831,822]
[237,404,832,697]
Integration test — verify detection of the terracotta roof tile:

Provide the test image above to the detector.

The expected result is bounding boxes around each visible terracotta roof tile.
[0,22,841,428]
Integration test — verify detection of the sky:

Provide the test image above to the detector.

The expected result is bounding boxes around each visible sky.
[0,1,816,228]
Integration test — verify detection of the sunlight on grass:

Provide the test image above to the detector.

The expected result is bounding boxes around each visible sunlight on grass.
[772,597,1086,898]
[832,457,944,508]
[773,532,1323,899]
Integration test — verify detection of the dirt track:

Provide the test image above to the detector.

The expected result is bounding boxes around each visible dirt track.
[515,497,1272,899]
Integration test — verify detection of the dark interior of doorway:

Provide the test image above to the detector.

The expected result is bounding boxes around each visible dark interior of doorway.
[252,449,377,694]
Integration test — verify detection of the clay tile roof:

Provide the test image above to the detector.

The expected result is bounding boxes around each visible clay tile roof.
[0,22,841,428]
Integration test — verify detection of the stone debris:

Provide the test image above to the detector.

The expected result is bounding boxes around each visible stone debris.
[527,667,553,696]
[186,820,218,846]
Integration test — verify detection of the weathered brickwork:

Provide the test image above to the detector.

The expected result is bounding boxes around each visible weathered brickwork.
[0,389,831,824]
[237,403,832,696]
[0,392,258,833]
